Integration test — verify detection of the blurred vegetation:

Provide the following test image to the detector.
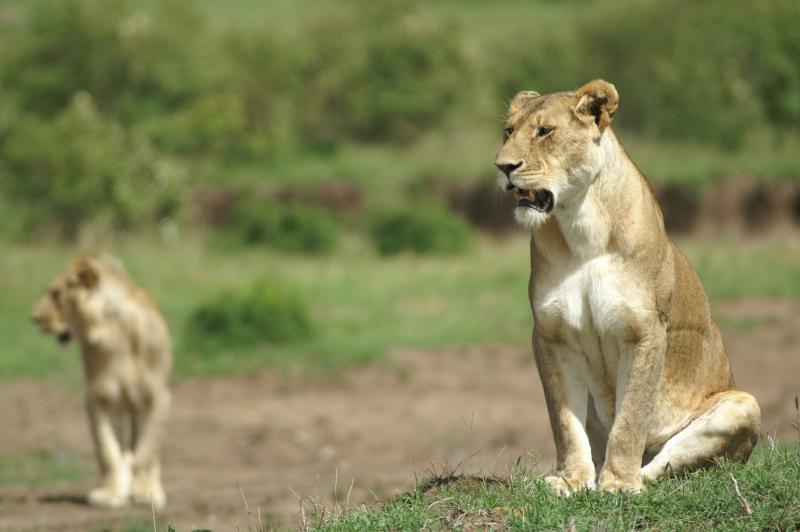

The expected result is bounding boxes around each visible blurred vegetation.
[188,281,312,349]
[1,0,799,239]
[4,235,799,380]
[0,450,91,486]
[2,92,182,238]
[234,200,339,253]
[492,0,800,148]
[0,0,798,381]
[370,206,471,256]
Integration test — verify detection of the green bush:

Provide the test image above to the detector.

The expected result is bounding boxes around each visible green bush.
[144,31,297,161]
[491,0,800,148]
[297,0,469,146]
[0,0,206,122]
[188,282,312,348]
[0,93,183,239]
[0,0,469,164]
[369,205,471,256]
[234,201,338,254]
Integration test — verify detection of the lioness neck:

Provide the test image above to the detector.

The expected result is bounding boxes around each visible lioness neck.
[540,129,664,260]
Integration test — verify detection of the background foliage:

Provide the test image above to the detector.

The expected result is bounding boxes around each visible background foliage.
[1,0,799,238]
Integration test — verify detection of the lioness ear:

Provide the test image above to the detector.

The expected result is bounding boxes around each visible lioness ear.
[72,258,100,289]
[508,90,541,115]
[574,79,619,132]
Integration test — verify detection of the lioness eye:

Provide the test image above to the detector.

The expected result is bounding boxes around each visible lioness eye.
[537,127,554,137]
[503,127,513,140]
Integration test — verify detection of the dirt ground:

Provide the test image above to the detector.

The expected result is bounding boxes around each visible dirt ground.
[0,299,798,531]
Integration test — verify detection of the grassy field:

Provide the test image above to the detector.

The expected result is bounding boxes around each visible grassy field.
[310,444,800,531]
[3,233,799,382]
[0,451,91,487]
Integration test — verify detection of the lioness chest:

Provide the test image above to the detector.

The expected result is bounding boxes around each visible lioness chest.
[533,254,653,428]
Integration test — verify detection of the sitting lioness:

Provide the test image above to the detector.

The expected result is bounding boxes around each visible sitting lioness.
[31,256,172,508]
[495,80,760,493]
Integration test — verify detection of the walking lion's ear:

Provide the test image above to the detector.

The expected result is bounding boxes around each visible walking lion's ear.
[71,257,100,289]
[573,79,619,133]
[508,90,541,116]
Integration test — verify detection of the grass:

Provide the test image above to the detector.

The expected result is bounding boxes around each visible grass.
[678,235,800,299]
[2,232,799,381]
[310,444,800,531]
[0,450,91,486]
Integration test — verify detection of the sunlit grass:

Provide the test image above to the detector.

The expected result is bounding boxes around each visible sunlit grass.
[2,232,798,381]
[0,450,91,486]
[313,444,800,531]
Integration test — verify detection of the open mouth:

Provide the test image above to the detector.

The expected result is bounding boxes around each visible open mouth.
[57,331,71,345]
[510,186,554,213]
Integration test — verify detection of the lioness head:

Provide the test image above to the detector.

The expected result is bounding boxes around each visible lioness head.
[495,79,619,229]
[31,257,102,347]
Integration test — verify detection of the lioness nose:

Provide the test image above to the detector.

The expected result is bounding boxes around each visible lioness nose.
[495,161,522,177]
[31,313,41,325]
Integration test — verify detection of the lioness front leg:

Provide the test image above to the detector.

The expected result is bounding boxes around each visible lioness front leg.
[598,322,665,492]
[535,336,596,494]
[86,395,131,507]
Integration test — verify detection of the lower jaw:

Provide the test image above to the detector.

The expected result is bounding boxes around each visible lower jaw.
[513,206,551,229]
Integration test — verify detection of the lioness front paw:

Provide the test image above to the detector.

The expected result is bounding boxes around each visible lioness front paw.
[544,474,595,496]
[597,469,643,493]
[87,486,129,508]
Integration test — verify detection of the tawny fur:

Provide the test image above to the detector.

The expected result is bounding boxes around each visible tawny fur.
[495,80,760,493]
[32,256,172,509]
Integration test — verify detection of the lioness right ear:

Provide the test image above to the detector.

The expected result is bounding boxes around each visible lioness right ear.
[574,79,619,132]
[72,257,100,289]
[508,90,541,115]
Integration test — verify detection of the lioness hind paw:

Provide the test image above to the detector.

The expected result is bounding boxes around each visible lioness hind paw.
[597,474,643,493]
[131,484,166,510]
[87,487,129,508]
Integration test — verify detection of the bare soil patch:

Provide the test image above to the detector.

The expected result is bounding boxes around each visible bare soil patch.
[0,299,797,531]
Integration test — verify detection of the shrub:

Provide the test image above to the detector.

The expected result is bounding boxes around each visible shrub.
[0,0,206,122]
[188,282,312,348]
[490,0,800,148]
[369,205,471,256]
[144,31,297,161]
[297,0,469,146]
[234,201,338,254]
[0,93,183,239]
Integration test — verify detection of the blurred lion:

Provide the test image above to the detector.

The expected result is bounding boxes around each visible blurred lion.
[32,256,172,509]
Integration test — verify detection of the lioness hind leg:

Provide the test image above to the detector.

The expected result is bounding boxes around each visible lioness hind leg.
[130,389,170,510]
[641,390,760,482]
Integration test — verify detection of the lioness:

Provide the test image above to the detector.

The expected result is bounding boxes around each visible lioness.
[495,80,760,493]
[32,256,172,508]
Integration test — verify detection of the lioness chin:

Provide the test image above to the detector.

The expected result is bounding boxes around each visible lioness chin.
[32,256,172,509]
[495,80,760,493]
